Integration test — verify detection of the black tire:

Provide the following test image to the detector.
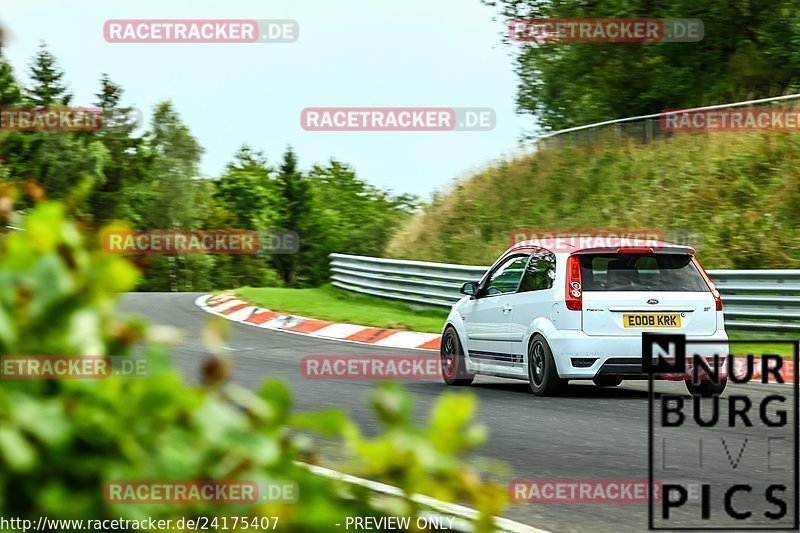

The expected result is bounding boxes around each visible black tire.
[527,335,566,396]
[685,379,727,397]
[440,327,475,386]
[593,377,623,387]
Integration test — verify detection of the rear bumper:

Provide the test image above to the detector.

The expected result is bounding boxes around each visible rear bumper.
[548,329,729,379]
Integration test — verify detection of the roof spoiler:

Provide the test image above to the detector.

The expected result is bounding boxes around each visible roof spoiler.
[571,245,695,255]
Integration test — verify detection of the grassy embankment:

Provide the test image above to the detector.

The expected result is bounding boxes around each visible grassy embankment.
[386,131,800,269]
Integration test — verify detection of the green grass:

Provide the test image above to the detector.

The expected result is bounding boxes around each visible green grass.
[727,331,799,358]
[235,285,449,333]
[236,286,799,354]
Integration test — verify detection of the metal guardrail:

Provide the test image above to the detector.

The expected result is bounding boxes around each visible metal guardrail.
[330,253,487,308]
[329,253,800,332]
[533,93,800,148]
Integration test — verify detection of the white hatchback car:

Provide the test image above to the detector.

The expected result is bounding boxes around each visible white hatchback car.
[440,238,729,396]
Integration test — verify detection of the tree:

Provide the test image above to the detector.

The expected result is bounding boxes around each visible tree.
[0,121,108,216]
[272,146,314,286]
[0,43,22,190]
[273,159,417,287]
[309,159,416,257]
[87,74,150,224]
[0,47,21,107]
[134,101,206,291]
[28,42,71,106]
[486,0,800,131]
[211,145,281,288]
[143,101,203,229]
[0,43,105,219]
[213,145,277,229]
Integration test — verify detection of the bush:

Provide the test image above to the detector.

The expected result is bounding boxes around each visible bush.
[0,196,506,531]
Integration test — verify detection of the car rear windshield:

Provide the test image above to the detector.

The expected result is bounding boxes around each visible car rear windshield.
[577,253,709,292]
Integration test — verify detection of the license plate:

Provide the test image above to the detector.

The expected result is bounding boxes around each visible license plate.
[623,313,681,328]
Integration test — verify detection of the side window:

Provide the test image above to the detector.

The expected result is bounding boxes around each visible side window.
[484,255,529,296]
[518,249,556,292]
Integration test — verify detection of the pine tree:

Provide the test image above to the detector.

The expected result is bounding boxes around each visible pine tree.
[88,74,147,223]
[96,74,120,109]
[273,146,313,285]
[95,74,141,136]
[0,48,21,106]
[29,42,70,106]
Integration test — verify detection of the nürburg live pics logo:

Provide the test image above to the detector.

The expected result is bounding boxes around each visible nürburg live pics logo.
[644,333,799,530]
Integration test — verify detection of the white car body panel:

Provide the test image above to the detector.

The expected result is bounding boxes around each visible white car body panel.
[444,243,728,383]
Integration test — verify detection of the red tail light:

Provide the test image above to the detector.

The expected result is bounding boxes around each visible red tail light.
[565,255,582,311]
[692,257,723,311]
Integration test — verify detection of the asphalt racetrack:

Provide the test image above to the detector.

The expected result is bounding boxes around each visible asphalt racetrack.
[120,293,797,533]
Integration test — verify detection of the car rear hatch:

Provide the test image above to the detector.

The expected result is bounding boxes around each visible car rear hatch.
[576,249,718,336]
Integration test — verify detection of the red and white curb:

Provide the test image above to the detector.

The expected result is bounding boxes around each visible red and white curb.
[195,293,442,351]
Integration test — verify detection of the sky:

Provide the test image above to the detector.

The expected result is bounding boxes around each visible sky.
[1,0,534,198]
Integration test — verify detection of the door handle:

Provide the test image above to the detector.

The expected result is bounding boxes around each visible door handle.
[502,304,513,315]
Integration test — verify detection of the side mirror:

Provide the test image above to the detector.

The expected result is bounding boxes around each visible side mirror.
[460,281,479,297]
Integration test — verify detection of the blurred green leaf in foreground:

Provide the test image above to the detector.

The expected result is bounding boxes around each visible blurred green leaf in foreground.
[0,187,507,531]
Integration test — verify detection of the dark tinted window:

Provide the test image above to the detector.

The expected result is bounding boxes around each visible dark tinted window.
[518,249,556,292]
[578,254,708,292]
[484,255,528,295]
